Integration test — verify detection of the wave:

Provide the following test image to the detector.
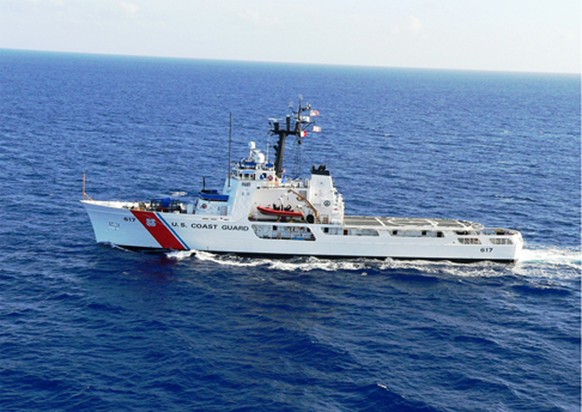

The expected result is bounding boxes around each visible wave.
[164,246,580,278]
[165,249,371,271]
[165,250,197,260]
[518,246,580,268]
[512,246,581,279]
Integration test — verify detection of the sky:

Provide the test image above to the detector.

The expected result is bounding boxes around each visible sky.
[0,0,580,74]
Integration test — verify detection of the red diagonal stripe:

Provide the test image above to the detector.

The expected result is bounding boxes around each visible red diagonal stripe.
[131,210,186,250]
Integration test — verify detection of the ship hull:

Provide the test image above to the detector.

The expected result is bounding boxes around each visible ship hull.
[82,200,523,263]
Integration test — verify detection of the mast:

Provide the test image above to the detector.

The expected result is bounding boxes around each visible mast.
[271,115,290,178]
[82,171,93,200]
[270,98,320,178]
[227,112,232,187]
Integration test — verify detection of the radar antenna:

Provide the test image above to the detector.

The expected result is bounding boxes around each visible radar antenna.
[269,97,321,178]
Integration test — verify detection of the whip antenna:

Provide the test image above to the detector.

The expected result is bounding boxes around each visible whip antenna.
[82,170,93,200]
[228,112,232,188]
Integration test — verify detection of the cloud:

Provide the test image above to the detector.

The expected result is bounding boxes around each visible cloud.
[388,14,423,36]
[407,15,422,34]
[2,0,65,13]
[240,9,279,27]
[118,1,139,16]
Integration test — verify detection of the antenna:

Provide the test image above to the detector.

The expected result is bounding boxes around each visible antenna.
[82,171,93,200]
[270,98,321,178]
[228,112,232,188]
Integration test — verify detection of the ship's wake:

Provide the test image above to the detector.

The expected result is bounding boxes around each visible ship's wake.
[164,246,580,279]
[511,246,580,279]
[518,247,581,268]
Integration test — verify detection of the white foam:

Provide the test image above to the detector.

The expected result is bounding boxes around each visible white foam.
[518,247,581,267]
[184,252,369,272]
[165,250,197,260]
[512,246,581,279]
[109,243,133,253]
[194,251,266,267]
[164,246,580,279]
[267,257,369,272]
[377,258,508,278]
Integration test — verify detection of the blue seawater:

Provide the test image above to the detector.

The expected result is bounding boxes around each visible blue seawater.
[0,50,580,411]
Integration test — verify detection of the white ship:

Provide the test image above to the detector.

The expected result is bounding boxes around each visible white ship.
[82,102,523,263]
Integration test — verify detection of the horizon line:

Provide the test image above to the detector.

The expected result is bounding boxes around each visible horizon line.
[1,47,580,77]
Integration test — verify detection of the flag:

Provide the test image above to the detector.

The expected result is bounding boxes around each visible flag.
[310,109,320,117]
[300,130,308,137]
[301,116,311,122]
[312,125,322,133]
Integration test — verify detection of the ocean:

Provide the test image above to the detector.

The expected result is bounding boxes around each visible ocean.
[0,49,580,411]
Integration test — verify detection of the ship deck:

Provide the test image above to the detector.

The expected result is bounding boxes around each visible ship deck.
[344,216,483,230]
